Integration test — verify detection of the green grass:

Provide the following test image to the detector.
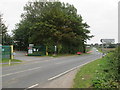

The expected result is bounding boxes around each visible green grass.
[73,55,108,88]
[96,48,103,53]
[1,59,22,63]
[0,59,22,66]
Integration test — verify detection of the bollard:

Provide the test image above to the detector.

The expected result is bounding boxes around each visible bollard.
[10,45,13,59]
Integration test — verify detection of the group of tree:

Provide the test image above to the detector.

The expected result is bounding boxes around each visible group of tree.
[13,1,93,54]
[0,13,12,45]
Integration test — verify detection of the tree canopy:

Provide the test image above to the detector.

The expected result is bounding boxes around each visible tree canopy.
[13,1,93,53]
[0,13,12,45]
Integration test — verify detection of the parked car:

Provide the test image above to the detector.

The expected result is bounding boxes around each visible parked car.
[77,52,82,55]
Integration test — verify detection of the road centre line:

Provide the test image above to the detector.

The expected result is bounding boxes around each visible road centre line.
[3,54,98,77]
[27,84,38,89]
[2,55,91,77]
[25,57,99,89]
[48,58,98,81]
[1,66,42,77]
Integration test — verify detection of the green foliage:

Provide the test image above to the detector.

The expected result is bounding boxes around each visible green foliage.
[13,20,30,50]
[27,51,45,56]
[0,14,12,45]
[92,47,120,88]
[1,59,22,63]
[0,59,22,66]
[73,47,120,88]
[13,1,93,53]
[73,58,102,88]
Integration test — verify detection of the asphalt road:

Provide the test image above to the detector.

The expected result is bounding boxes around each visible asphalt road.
[2,47,102,88]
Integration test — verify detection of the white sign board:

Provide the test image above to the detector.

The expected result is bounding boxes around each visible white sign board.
[28,49,33,54]
[29,44,34,47]
[100,39,115,44]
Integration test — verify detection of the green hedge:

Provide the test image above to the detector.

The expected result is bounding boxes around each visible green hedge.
[92,46,120,88]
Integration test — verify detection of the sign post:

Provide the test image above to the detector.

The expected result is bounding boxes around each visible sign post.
[100,39,115,57]
[28,44,34,54]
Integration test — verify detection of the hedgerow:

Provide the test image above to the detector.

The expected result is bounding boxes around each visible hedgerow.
[92,46,120,88]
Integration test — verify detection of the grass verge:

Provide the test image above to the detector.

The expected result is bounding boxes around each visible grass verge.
[73,56,107,88]
[73,50,120,88]
[0,59,22,66]
[73,59,101,88]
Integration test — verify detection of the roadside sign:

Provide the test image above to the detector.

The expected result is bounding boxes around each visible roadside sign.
[100,39,115,44]
[29,44,34,47]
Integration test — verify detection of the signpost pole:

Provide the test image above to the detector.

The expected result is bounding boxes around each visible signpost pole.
[100,39,115,58]
[102,43,104,58]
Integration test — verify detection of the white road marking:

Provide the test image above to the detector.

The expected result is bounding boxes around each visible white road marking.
[48,59,98,81]
[1,66,41,77]
[27,84,38,88]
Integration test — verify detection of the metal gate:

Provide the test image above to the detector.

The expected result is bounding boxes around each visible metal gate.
[27,45,46,56]
[32,46,46,56]
[1,46,11,59]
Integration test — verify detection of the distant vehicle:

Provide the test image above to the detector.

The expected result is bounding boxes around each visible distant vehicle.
[77,52,82,55]
[96,50,98,52]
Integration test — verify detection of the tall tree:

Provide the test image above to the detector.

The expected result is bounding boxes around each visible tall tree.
[0,13,12,45]
[13,1,93,53]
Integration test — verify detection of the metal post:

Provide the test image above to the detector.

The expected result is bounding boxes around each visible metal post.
[105,44,107,55]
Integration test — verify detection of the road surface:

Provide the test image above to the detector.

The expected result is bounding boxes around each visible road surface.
[2,48,102,88]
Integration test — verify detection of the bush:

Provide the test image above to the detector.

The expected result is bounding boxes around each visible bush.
[92,46,120,88]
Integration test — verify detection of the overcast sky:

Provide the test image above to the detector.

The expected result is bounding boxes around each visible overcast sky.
[0,0,119,44]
